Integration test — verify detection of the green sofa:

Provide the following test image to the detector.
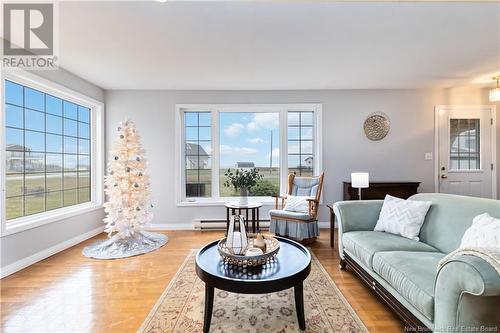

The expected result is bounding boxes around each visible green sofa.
[334,193,500,332]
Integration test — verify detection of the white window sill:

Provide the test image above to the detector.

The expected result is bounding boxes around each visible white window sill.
[177,197,278,207]
[2,202,104,237]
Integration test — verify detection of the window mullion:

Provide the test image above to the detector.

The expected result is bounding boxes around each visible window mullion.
[211,109,220,199]
[314,105,322,176]
[179,109,186,202]
[279,107,288,196]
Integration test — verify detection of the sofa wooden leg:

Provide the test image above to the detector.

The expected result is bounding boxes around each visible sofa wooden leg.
[339,259,347,270]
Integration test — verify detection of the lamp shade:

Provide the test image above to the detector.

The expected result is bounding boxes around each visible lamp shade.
[351,172,369,188]
[490,87,500,102]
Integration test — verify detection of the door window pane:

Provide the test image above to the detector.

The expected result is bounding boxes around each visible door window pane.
[449,119,480,170]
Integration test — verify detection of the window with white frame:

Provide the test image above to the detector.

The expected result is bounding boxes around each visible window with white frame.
[2,74,103,231]
[177,104,322,203]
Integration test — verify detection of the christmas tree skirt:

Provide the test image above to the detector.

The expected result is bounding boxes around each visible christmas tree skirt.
[82,231,168,259]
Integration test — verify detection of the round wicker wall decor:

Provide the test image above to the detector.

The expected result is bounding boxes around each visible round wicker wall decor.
[363,112,390,141]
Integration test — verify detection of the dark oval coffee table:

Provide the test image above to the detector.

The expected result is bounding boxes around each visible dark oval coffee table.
[195,236,311,332]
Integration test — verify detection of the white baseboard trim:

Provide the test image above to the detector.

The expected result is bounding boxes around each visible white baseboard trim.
[144,223,195,231]
[0,225,104,279]
[318,221,330,228]
[145,221,331,231]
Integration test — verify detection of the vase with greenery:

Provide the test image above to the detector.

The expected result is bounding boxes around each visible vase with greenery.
[224,168,263,206]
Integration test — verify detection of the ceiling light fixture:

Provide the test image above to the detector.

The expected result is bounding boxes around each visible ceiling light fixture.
[489,75,500,102]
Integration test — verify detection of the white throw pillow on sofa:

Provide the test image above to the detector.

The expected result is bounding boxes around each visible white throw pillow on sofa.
[374,195,432,241]
[460,213,500,248]
[284,195,310,213]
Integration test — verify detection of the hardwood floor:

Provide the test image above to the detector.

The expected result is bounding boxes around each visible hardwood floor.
[1,229,404,333]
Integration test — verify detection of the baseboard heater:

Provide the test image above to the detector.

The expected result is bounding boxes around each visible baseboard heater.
[192,218,271,230]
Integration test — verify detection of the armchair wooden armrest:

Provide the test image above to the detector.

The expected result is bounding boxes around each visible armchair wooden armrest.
[306,198,320,219]
[272,195,287,209]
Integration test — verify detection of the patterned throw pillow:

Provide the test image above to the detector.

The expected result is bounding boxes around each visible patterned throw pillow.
[374,195,432,241]
[460,213,500,248]
[284,195,311,213]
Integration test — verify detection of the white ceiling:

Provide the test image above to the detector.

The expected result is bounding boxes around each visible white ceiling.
[58,1,500,90]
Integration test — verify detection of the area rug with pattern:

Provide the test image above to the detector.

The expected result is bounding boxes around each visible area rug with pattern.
[137,251,367,333]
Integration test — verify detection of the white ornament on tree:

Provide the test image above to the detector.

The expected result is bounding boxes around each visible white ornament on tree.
[83,119,167,259]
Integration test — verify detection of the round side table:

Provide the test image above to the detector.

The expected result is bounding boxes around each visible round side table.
[224,202,262,234]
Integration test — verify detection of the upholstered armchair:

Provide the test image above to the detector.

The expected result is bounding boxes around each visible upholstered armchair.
[269,173,324,243]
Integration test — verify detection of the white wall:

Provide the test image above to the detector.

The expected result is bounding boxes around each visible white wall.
[1,79,497,274]
[105,88,499,227]
[1,68,105,272]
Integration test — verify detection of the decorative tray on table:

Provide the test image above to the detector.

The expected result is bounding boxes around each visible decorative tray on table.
[217,234,280,267]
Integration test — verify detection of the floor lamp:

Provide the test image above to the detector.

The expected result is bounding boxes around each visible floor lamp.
[351,172,369,200]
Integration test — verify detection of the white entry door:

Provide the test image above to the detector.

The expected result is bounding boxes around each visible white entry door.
[437,106,495,198]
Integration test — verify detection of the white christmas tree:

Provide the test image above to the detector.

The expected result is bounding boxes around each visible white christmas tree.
[103,119,153,238]
[82,119,167,259]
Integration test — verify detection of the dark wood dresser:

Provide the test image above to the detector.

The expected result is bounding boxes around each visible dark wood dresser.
[328,181,421,247]
[343,181,420,200]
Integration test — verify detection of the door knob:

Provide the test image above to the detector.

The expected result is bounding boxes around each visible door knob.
[441,174,448,179]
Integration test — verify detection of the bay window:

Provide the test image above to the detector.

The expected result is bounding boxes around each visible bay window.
[176,104,322,205]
